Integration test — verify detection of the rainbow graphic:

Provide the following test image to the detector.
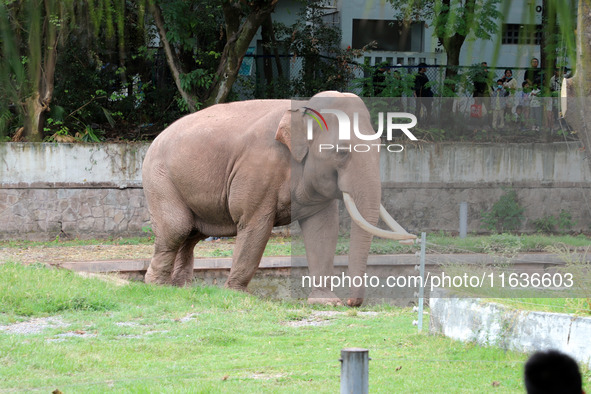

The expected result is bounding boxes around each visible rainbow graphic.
[304,107,328,131]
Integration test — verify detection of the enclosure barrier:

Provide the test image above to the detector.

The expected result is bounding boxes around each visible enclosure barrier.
[340,348,370,394]
[412,232,427,332]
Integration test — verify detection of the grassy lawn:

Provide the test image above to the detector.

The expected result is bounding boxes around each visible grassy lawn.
[0,262,544,393]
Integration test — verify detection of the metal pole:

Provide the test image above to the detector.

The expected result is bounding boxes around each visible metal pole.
[340,348,369,394]
[459,202,468,239]
[417,232,426,332]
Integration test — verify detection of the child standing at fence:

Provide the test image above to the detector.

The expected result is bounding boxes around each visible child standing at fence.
[530,85,542,131]
[491,79,506,129]
[518,82,531,129]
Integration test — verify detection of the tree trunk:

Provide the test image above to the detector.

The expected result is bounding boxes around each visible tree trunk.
[149,3,199,112]
[564,0,591,174]
[205,0,276,106]
[540,0,558,91]
[442,34,465,91]
[24,0,59,141]
[261,13,282,86]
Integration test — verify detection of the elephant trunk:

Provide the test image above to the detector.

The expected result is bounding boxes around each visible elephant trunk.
[342,193,417,306]
[342,187,380,307]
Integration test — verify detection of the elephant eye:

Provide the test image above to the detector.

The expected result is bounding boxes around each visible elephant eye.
[335,147,351,161]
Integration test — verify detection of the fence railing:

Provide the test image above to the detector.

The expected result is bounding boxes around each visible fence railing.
[237,54,574,142]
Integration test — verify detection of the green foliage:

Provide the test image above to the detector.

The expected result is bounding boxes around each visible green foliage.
[558,209,577,231]
[533,209,577,234]
[387,0,502,48]
[159,0,223,106]
[533,215,558,233]
[433,0,502,41]
[0,0,147,139]
[479,233,523,255]
[78,126,105,142]
[270,0,364,98]
[480,189,525,233]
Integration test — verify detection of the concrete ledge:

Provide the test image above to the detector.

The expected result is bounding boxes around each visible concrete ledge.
[51,253,581,273]
[430,290,591,368]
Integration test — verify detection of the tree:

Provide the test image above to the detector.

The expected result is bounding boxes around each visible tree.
[563,0,591,174]
[151,0,276,109]
[149,0,224,112]
[0,0,133,140]
[277,0,361,97]
[205,0,277,106]
[387,0,502,87]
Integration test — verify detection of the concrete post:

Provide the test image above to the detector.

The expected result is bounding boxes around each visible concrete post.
[459,202,468,238]
[417,232,426,332]
[340,348,369,394]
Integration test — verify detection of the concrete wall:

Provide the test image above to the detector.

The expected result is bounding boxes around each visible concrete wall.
[379,142,591,234]
[0,142,589,240]
[0,143,150,240]
[430,292,591,368]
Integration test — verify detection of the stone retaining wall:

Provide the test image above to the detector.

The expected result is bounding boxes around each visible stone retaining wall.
[1,142,589,240]
[0,143,150,240]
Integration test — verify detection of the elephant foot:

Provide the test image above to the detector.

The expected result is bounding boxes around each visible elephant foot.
[144,267,172,285]
[307,289,343,306]
[347,298,364,307]
[224,281,250,293]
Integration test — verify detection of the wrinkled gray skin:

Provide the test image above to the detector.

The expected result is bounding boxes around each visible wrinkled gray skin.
[142,91,381,306]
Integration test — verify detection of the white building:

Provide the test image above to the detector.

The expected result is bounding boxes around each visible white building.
[269,0,554,69]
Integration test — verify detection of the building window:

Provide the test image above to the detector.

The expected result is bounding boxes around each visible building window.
[502,24,542,45]
[352,19,424,52]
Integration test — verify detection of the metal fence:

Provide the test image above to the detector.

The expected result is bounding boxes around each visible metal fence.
[235,54,573,142]
[238,54,563,99]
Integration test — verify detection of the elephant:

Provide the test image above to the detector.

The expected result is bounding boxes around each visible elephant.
[142,91,415,306]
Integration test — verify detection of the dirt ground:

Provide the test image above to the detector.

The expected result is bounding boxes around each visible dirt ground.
[0,239,236,264]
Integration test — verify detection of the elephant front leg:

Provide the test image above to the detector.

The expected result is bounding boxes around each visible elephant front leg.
[299,200,342,306]
[225,217,274,291]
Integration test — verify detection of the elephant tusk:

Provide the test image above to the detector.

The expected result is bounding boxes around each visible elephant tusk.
[342,193,417,241]
[379,204,417,245]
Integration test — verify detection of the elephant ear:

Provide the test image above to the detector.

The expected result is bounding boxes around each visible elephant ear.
[275,108,308,163]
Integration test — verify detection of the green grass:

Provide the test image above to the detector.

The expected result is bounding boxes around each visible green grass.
[0,235,153,249]
[483,297,591,316]
[1,233,589,259]
[0,262,552,392]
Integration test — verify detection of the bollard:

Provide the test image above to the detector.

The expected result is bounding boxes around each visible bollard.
[459,202,468,239]
[340,348,369,394]
[417,232,426,332]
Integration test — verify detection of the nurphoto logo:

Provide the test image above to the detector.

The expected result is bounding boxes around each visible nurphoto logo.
[304,108,418,153]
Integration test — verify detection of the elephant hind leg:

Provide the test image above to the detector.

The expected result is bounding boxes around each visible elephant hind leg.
[144,200,195,285]
[171,233,204,286]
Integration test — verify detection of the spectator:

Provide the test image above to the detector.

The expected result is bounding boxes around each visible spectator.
[529,86,542,131]
[414,63,433,97]
[524,350,585,394]
[473,62,491,98]
[414,62,433,121]
[530,84,543,131]
[524,57,542,88]
[546,67,570,132]
[500,68,518,120]
[518,81,531,129]
[491,79,506,129]
[372,62,389,96]
[549,68,563,93]
[500,68,518,94]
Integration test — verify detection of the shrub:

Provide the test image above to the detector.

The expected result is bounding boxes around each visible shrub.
[533,215,558,233]
[480,189,524,233]
[533,209,576,234]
